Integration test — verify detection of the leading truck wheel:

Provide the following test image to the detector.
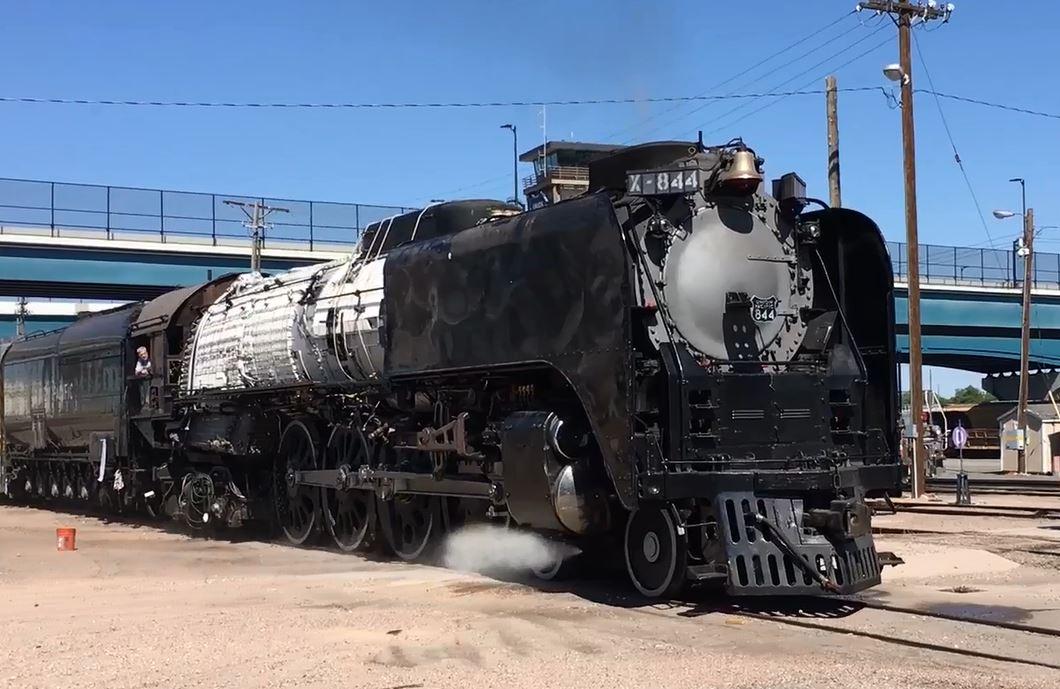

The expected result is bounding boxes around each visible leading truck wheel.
[275,420,321,546]
[624,505,688,598]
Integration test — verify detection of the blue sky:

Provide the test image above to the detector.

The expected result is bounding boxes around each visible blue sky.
[2,1,1058,394]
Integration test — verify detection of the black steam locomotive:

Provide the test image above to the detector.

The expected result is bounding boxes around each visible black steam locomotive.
[0,140,900,597]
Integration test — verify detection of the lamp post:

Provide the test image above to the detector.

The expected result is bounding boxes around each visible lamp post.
[500,124,519,207]
[1000,178,1026,286]
[994,191,1036,474]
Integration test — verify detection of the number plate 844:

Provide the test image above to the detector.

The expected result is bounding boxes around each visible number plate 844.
[626,168,699,196]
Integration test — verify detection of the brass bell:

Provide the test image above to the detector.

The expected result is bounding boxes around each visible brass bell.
[718,148,763,195]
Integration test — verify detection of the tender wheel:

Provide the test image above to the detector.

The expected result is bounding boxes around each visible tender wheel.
[624,505,687,598]
[378,494,441,561]
[274,420,321,546]
[322,425,375,552]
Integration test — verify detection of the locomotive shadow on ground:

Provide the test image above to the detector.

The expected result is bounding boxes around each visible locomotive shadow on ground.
[858,589,1052,625]
[477,568,1049,628]
[456,560,869,621]
[505,565,1052,626]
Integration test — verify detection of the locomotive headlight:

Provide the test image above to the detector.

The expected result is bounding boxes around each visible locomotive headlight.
[797,219,821,243]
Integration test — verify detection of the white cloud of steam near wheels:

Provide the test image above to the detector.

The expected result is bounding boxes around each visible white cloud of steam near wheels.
[442,524,580,574]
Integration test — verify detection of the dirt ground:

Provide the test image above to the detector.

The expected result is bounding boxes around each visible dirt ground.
[2,501,1059,689]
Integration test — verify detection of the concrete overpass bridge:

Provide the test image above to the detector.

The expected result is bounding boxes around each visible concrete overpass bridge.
[0,177,411,339]
[888,241,1060,378]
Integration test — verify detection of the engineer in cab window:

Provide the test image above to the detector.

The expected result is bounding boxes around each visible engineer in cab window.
[134,346,153,378]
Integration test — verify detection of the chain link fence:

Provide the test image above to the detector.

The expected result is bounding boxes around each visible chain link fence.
[3,179,1053,285]
[888,241,1060,289]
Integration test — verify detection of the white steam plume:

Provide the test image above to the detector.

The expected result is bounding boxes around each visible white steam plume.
[442,524,580,574]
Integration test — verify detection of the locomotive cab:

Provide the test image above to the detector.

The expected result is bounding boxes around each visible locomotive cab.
[128,275,238,427]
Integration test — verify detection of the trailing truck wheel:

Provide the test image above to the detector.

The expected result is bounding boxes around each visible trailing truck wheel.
[322,425,376,552]
[378,494,441,561]
[624,505,687,599]
[275,420,321,546]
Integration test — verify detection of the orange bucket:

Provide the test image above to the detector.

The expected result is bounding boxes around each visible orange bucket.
[56,527,77,552]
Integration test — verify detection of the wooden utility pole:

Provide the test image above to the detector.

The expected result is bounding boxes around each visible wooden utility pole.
[858,0,952,497]
[826,75,842,207]
[1017,207,1035,473]
[223,200,289,273]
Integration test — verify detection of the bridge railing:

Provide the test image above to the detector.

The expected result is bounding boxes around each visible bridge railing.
[887,241,1060,290]
[0,178,415,250]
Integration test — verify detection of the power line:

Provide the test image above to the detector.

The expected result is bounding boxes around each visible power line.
[911,28,998,257]
[1,89,1057,123]
[0,90,877,110]
[925,91,1060,121]
[612,10,861,143]
[697,27,893,138]
[444,11,863,197]
[428,172,511,201]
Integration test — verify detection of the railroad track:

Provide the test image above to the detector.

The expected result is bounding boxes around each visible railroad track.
[873,499,1060,520]
[626,588,1060,672]
[726,601,1060,671]
[654,593,1060,671]
[927,475,1060,497]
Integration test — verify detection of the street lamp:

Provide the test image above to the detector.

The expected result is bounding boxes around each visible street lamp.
[994,181,1034,474]
[500,124,519,207]
[1011,177,1027,220]
[883,63,908,85]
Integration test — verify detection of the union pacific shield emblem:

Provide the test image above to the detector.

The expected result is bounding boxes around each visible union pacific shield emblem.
[750,296,779,323]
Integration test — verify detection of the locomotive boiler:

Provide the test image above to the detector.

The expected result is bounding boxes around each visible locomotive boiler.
[0,139,901,598]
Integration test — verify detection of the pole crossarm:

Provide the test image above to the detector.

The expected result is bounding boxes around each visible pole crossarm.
[857,1,952,22]
[222,199,290,273]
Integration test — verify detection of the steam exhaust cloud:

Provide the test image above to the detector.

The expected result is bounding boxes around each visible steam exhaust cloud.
[442,525,580,574]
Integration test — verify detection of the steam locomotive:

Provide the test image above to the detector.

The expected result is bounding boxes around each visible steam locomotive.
[0,140,900,597]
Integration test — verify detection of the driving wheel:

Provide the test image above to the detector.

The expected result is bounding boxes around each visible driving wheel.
[322,425,375,552]
[378,494,441,561]
[274,420,321,546]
